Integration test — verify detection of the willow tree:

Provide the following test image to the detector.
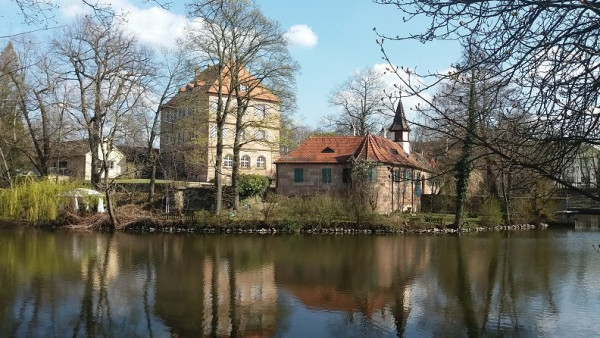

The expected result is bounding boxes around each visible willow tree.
[375,0,600,202]
[185,0,297,213]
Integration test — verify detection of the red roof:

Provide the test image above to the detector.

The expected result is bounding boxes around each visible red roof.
[277,134,434,171]
[183,65,280,103]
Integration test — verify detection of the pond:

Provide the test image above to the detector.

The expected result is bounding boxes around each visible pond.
[1,228,600,337]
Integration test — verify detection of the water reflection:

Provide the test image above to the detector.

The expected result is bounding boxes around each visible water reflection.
[1,229,600,337]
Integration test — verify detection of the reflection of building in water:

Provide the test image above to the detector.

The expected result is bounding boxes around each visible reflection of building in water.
[155,256,277,337]
[201,259,277,337]
[276,237,429,335]
[78,237,120,290]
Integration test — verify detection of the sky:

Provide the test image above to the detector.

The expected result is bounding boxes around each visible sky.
[0,0,462,128]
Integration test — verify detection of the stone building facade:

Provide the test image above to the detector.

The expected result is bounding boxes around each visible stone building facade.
[160,66,281,183]
[275,101,435,213]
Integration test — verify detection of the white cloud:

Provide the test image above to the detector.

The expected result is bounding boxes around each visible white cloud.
[284,24,318,48]
[371,63,433,122]
[55,0,189,49]
[120,7,188,49]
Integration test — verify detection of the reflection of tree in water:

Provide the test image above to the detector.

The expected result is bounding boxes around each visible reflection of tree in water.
[421,231,559,337]
[73,234,115,336]
[273,235,430,336]
[1,230,591,337]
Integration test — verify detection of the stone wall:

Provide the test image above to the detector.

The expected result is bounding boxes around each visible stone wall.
[276,163,349,197]
[276,163,429,214]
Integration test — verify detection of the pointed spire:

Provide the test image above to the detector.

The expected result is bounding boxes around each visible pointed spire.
[388,97,411,155]
[388,97,410,132]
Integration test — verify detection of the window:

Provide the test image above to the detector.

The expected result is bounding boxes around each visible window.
[57,161,68,175]
[210,125,217,138]
[393,169,402,182]
[222,127,229,139]
[241,155,250,168]
[224,154,233,168]
[240,84,249,92]
[294,168,304,182]
[108,161,115,170]
[255,130,266,140]
[256,156,266,169]
[255,104,269,118]
[322,168,332,183]
[209,100,218,112]
[369,166,377,182]
[343,168,352,183]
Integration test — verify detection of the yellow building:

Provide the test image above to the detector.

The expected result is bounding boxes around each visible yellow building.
[160,66,281,183]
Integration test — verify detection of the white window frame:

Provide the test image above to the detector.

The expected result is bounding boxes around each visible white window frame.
[224,154,233,168]
[241,155,250,169]
[256,156,266,169]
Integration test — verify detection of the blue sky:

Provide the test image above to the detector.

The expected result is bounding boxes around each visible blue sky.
[0,0,462,128]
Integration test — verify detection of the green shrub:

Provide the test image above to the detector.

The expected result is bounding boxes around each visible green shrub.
[239,174,270,199]
[280,193,347,228]
[513,198,557,225]
[479,198,503,227]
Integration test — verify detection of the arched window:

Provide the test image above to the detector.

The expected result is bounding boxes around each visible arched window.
[241,155,250,168]
[256,156,266,169]
[224,154,233,168]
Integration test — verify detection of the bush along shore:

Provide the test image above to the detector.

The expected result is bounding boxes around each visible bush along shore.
[7,203,550,235]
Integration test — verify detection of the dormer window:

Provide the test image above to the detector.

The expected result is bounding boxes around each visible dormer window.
[391,149,399,155]
[321,147,335,153]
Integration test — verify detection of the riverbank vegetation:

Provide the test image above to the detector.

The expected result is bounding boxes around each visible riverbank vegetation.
[0,178,552,233]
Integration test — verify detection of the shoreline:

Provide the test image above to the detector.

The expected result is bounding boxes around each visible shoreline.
[0,216,549,235]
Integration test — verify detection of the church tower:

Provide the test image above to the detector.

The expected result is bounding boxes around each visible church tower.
[388,98,411,155]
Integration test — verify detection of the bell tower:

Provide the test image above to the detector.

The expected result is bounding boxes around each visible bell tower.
[388,98,411,155]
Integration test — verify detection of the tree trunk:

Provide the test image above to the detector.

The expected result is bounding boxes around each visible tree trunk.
[231,147,240,211]
[148,161,157,204]
[214,125,224,215]
[232,103,243,211]
[500,164,513,225]
[452,70,478,229]
[103,165,118,228]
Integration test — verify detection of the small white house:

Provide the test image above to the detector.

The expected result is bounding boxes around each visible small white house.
[49,140,127,181]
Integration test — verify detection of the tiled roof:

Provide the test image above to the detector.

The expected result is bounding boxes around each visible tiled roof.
[276,136,365,164]
[181,65,280,103]
[276,134,434,172]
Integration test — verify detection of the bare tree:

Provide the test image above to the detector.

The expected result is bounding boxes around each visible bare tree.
[53,16,154,227]
[144,48,189,203]
[375,0,600,202]
[185,0,298,213]
[0,39,79,185]
[328,68,388,136]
